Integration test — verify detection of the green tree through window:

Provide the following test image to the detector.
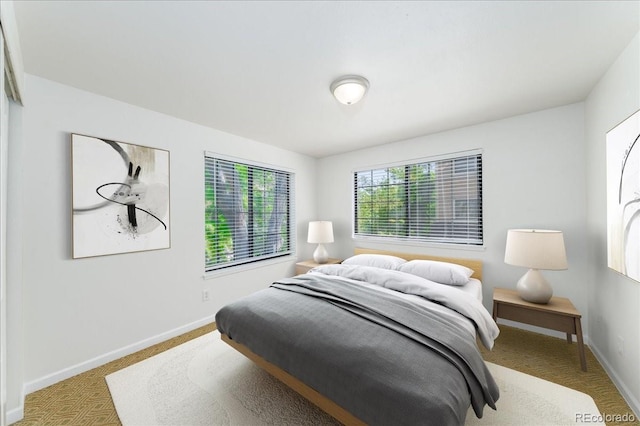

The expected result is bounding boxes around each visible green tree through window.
[205,157,292,271]
[354,152,482,245]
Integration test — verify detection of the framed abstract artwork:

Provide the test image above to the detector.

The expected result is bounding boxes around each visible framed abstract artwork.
[71,134,170,258]
[606,110,640,282]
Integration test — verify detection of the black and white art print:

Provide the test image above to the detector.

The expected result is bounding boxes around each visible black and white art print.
[72,134,170,259]
[606,110,640,283]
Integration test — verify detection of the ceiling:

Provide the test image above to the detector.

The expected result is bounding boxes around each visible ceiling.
[12,1,640,158]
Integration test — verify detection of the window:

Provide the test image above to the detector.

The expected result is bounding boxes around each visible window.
[453,156,478,174]
[204,155,293,272]
[453,199,479,220]
[354,151,482,246]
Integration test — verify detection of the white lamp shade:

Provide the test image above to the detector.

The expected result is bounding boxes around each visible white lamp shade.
[504,229,568,270]
[330,76,369,105]
[307,221,334,244]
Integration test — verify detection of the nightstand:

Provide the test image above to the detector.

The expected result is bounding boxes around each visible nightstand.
[492,287,587,371]
[295,258,341,275]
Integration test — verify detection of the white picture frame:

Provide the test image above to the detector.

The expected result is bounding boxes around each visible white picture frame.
[71,134,170,258]
[606,110,640,282]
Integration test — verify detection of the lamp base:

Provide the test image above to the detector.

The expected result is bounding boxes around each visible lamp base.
[313,244,329,264]
[516,269,553,304]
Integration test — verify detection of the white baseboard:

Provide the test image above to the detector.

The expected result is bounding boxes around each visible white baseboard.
[6,404,23,425]
[23,315,216,397]
[589,342,640,418]
[498,321,639,417]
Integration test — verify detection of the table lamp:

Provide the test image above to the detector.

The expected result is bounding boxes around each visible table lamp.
[307,221,334,263]
[504,229,568,304]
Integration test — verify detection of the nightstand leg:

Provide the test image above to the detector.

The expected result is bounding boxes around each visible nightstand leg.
[575,318,587,372]
[566,333,572,344]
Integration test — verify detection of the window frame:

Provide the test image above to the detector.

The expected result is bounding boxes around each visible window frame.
[204,152,295,275]
[352,149,483,248]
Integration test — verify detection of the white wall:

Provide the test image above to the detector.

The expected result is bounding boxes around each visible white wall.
[585,32,640,414]
[317,103,588,321]
[1,29,8,426]
[6,95,23,424]
[0,2,25,423]
[7,74,317,419]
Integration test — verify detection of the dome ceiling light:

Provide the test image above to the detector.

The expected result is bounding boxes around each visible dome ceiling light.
[330,75,370,105]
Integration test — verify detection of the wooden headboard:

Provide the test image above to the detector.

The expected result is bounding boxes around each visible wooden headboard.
[353,247,483,281]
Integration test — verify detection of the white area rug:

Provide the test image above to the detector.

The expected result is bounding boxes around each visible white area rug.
[107,331,604,425]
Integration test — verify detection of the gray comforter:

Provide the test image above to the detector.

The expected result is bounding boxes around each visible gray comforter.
[216,268,500,426]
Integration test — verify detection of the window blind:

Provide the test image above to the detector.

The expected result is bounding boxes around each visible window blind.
[205,155,293,272]
[354,152,483,245]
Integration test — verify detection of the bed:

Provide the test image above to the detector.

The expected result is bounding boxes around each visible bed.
[215,248,500,425]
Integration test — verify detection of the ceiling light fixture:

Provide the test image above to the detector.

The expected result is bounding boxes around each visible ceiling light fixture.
[330,75,369,105]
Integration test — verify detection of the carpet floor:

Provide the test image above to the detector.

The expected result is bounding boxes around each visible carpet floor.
[106,330,603,425]
[13,324,637,426]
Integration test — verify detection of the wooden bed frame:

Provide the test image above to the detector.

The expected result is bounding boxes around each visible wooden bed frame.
[220,248,483,425]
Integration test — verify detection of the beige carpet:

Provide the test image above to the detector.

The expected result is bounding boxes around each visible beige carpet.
[107,330,604,425]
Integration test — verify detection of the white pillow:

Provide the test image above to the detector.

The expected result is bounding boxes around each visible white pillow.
[341,254,406,270]
[398,259,473,286]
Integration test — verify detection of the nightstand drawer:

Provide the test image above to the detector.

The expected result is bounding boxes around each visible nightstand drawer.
[492,287,586,371]
[496,303,577,334]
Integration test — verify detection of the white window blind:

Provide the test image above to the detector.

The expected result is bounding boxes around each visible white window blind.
[205,155,293,272]
[354,152,483,245]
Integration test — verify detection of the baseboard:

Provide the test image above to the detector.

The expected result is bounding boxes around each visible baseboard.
[23,315,216,396]
[497,321,639,417]
[589,342,640,418]
[6,403,23,425]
